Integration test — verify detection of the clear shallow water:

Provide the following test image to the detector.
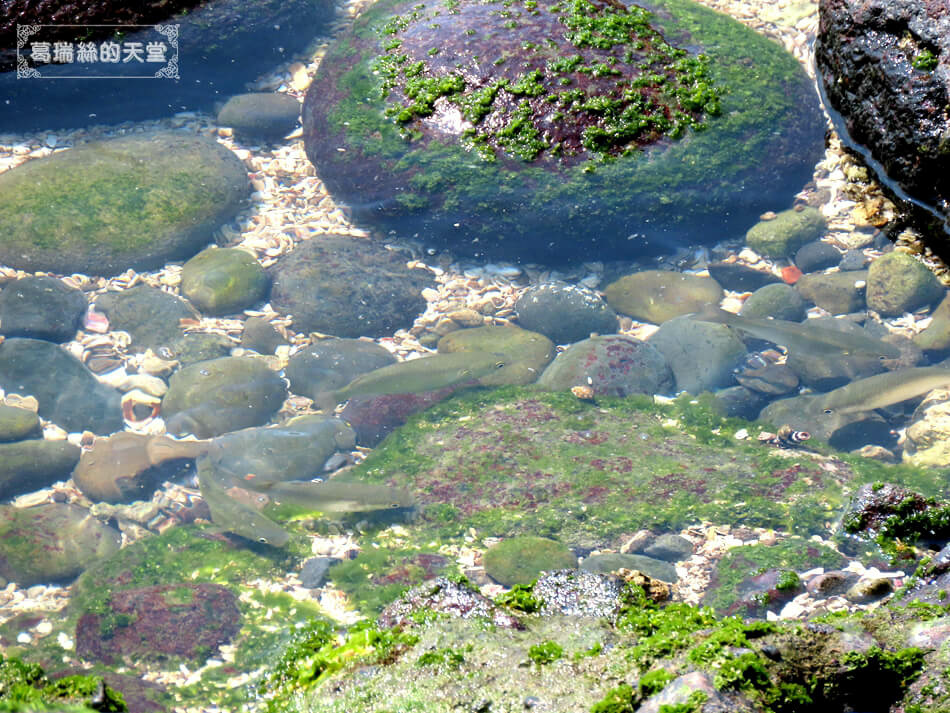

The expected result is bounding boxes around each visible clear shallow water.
[0,0,949,711]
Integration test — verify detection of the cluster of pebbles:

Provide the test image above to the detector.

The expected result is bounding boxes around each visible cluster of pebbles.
[0,0,946,705]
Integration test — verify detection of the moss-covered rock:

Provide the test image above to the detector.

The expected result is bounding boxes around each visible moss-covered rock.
[739,283,806,321]
[303,0,823,262]
[913,294,950,352]
[795,270,868,314]
[161,356,288,438]
[0,132,249,276]
[483,536,578,586]
[866,251,945,317]
[180,247,270,316]
[0,404,41,443]
[0,503,121,586]
[745,206,826,258]
[437,325,555,386]
[605,270,723,324]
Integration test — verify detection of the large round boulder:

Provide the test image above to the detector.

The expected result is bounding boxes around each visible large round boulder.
[303,0,824,262]
[0,132,249,276]
[816,0,950,238]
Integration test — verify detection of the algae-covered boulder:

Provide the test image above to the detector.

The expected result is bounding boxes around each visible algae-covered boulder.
[537,334,673,396]
[303,0,823,262]
[0,404,41,443]
[795,270,868,315]
[162,356,288,438]
[745,206,826,258]
[605,270,723,324]
[0,503,121,586]
[180,247,269,316]
[0,132,248,276]
[866,251,945,316]
[483,536,577,586]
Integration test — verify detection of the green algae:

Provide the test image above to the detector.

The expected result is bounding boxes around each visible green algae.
[306,0,822,261]
[0,655,127,712]
[527,640,564,664]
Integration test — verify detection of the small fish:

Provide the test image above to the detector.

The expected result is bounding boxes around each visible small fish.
[693,306,901,360]
[316,351,506,409]
[247,478,414,514]
[818,366,950,415]
[196,456,291,547]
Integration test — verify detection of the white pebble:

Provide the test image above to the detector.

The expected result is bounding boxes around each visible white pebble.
[17,632,32,644]
[35,621,53,635]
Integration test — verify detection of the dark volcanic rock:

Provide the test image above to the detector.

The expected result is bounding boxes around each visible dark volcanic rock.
[303,0,823,263]
[0,132,249,276]
[0,338,124,434]
[0,0,334,132]
[816,0,950,239]
[269,236,434,337]
[75,582,242,665]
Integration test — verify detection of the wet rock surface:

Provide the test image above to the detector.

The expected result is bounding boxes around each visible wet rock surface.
[180,247,270,316]
[0,132,249,275]
[0,338,124,434]
[816,0,950,238]
[795,270,868,314]
[0,276,87,342]
[269,235,434,337]
[483,536,578,587]
[95,286,199,354]
[303,0,823,262]
[75,582,242,665]
[286,338,397,401]
[745,206,826,258]
[866,251,945,316]
[161,356,288,438]
[739,283,806,321]
[0,440,80,500]
[514,282,618,345]
[216,92,301,141]
[605,270,723,324]
[0,503,121,586]
[537,335,673,397]
[0,404,41,442]
[649,316,747,394]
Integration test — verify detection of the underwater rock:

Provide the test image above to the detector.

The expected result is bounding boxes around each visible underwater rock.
[604,270,723,324]
[95,285,199,354]
[866,251,945,316]
[437,325,555,386]
[705,261,781,292]
[0,132,248,276]
[205,416,356,484]
[740,283,806,321]
[514,282,618,345]
[839,482,950,548]
[713,384,770,420]
[0,0,334,132]
[75,582,242,665]
[913,294,950,352]
[341,387,461,446]
[902,389,950,467]
[286,338,397,401]
[745,206,826,258]
[536,335,673,397]
[180,247,270,316]
[642,533,694,562]
[648,315,747,394]
[0,503,121,586]
[0,403,41,442]
[167,332,234,366]
[0,276,87,343]
[269,235,434,337]
[216,92,301,141]
[73,433,209,503]
[532,569,628,618]
[839,248,870,271]
[161,356,288,438]
[299,557,342,589]
[303,0,823,263]
[580,553,677,583]
[816,0,950,237]
[733,351,799,396]
[240,317,289,355]
[483,537,577,587]
[0,440,80,500]
[795,240,842,273]
[795,270,868,315]
[0,338,124,434]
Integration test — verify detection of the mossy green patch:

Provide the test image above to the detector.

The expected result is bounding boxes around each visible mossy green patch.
[0,655,127,712]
